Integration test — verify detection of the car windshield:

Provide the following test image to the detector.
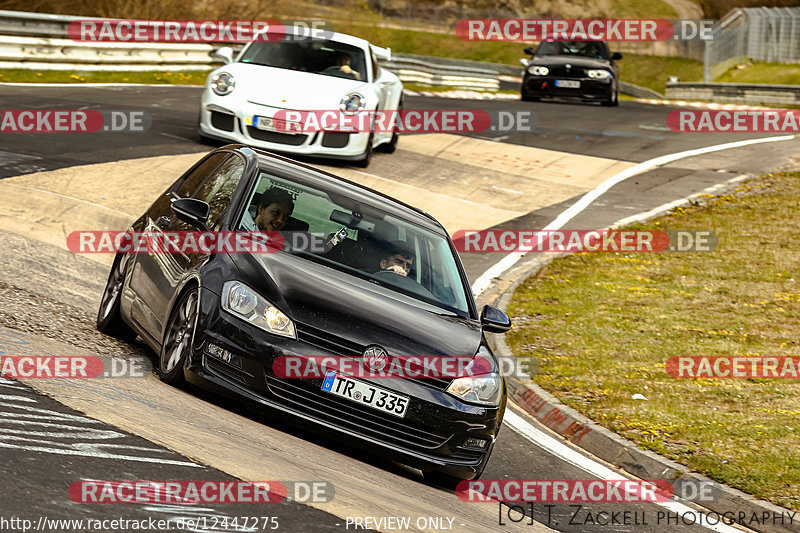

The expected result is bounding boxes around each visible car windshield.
[238,170,471,316]
[239,40,368,81]
[535,41,609,59]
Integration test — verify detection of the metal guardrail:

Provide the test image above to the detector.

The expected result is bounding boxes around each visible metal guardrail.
[619,81,664,100]
[666,81,800,105]
[383,55,499,90]
[0,9,500,90]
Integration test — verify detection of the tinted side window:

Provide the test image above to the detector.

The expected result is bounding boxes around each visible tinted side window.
[195,156,246,229]
[176,153,228,198]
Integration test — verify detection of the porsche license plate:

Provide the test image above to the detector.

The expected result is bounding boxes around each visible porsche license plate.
[321,372,409,418]
[555,80,580,89]
[253,115,299,133]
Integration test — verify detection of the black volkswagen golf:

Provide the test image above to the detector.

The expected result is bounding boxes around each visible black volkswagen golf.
[521,40,622,106]
[97,144,511,481]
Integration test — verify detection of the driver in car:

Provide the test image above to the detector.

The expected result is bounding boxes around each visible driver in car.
[254,188,295,232]
[377,241,414,277]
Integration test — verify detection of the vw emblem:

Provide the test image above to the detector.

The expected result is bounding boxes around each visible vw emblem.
[363,346,388,371]
[565,63,572,69]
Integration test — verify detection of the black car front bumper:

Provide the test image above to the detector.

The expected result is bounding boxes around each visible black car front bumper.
[185,287,505,479]
[522,75,614,101]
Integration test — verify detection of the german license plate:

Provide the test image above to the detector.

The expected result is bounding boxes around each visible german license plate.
[253,115,299,133]
[321,372,409,418]
[555,79,580,88]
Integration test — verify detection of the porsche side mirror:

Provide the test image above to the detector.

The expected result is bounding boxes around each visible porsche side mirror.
[212,46,234,64]
[481,305,512,333]
[612,52,623,60]
[523,46,535,55]
[171,198,210,230]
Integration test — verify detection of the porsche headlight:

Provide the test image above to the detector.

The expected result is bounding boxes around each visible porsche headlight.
[528,66,549,76]
[445,347,503,406]
[339,93,366,113]
[221,281,295,338]
[587,69,612,80]
[211,72,236,96]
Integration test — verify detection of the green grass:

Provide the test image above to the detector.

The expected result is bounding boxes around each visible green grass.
[618,54,703,94]
[0,69,210,84]
[717,61,800,86]
[506,173,800,510]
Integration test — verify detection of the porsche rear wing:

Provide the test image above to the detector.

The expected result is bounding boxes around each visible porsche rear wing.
[370,44,391,61]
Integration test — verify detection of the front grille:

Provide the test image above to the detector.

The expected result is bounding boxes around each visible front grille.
[548,66,586,78]
[206,356,248,384]
[296,323,362,357]
[210,111,235,132]
[321,132,350,148]
[246,127,308,146]
[295,323,453,391]
[264,373,451,450]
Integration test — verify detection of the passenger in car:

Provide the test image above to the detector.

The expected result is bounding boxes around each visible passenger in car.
[254,188,295,232]
[377,241,414,277]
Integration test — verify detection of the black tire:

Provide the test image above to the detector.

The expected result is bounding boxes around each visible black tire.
[96,253,136,341]
[602,87,619,107]
[354,133,373,168]
[375,99,402,154]
[157,288,199,385]
[521,94,540,102]
[375,131,398,154]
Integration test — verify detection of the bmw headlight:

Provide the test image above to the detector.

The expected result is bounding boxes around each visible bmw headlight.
[221,281,295,338]
[445,346,503,406]
[528,66,549,76]
[211,72,236,96]
[339,93,366,113]
[587,69,612,80]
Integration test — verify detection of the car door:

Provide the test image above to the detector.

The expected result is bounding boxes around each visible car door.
[127,152,245,344]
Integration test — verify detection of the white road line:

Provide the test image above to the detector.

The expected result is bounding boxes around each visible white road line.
[504,410,743,533]
[472,134,797,296]
[2,183,135,218]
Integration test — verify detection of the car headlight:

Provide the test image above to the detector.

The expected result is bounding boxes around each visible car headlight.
[587,69,612,79]
[528,66,549,76]
[445,346,503,406]
[339,93,366,113]
[211,72,236,96]
[221,281,295,338]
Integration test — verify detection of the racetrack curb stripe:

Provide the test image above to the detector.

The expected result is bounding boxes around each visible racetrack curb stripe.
[491,173,797,533]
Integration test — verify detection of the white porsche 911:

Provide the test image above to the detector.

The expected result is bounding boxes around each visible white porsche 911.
[198,28,403,167]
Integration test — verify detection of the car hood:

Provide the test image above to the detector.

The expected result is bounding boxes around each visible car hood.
[230,251,483,358]
[221,62,372,110]
[530,55,612,69]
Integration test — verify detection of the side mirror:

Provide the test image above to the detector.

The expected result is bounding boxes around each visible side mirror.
[523,46,535,55]
[212,46,234,64]
[171,198,210,230]
[480,305,512,333]
[519,58,529,67]
[611,52,623,61]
